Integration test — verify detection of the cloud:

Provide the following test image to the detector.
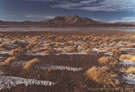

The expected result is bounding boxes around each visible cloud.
[50,0,135,12]
[25,15,55,19]
[109,17,135,23]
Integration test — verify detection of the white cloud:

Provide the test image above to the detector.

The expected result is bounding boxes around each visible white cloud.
[51,0,135,12]
[109,17,135,23]
[25,15,55,19]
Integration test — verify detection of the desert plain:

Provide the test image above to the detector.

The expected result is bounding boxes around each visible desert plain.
[0,30,135,92]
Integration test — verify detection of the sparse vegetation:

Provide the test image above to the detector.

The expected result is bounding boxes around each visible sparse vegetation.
[9,47,24,56]
[23,58,40,70]
[0,31,135,91]
[98,56,118,65]
[2,56,16,65]
[86,66,119,87]
[126,67,135,73]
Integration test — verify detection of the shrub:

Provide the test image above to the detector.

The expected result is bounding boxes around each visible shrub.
[0,43,6,48]
[109,42,116,47]
[2,56,16,65]
[120,54,133,60]
[67,40,74,45]
[23,58,40,70]
[55,48,63,53]
[98,56,118,65]
[77,46,83,52]
[25,42,36,49]
[119,41,124,44]
[131,57,135,62]
[9,47,24,56]
[80,43,89,49]
[111,48,120,56]
[86,66,119,87]
[54,42,60,48]
[85,48,91,54]
[65,47,74,53]
[126,44,135,48]
[126,67,135,73]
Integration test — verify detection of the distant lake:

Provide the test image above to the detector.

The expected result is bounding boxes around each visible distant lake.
[0,26,135,32]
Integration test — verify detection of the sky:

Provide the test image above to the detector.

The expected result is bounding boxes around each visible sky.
[0,0,135,22]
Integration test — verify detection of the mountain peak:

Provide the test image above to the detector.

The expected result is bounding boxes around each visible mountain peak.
[44,16,99,25]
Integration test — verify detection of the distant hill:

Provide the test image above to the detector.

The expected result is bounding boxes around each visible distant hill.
[116,22,135,25]
[0,16,135,27]
[41,16,102,26]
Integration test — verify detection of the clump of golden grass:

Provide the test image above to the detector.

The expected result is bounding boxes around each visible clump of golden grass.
[25,42,37,49]
[118,41,124,44]
[65,47,74,53]
[67,40,74,45]
[44,48,55,54]
[120,54,135,62]
[77,46,83,52]
[111,48,120,56]
[80,43,89,49]
[2,56,16,65]
[126,43,135,48]
[98,56,110,64]
[44,45,51,50]
[98,56,118,65]
[131,57,135,62]
[0,43,6,48]
[55,48,63,53]
[109,42,116,47]
[86,66,119,87]
[85,48,91,54]
[54,42,60,48]
[9,47,24,56]
[23,58,40,70]
[126,67,135,73]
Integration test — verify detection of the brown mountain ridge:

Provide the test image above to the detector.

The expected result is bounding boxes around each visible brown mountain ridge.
[0,16,135,27]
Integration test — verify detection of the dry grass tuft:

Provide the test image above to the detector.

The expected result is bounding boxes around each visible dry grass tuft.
[25,42,37,49]
[23,58,40,70]
[2,57,16,65]
[120,54,135,62]
[126,67,135,73]
[85,48,91,54]
[109,42,116,47]
[80,43,89,49]
[126,44,135,48]
[9,47,24,56]
[0,43,6,48]
[98,56,118,65]
[67,40,74,45]
[131,57,135,62]
[65,47,74,53]
[77,46,83,52]
[55,48,63,53]
[86,66,119,87]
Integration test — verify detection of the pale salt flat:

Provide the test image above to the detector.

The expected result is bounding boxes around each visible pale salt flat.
[0,76,55,90]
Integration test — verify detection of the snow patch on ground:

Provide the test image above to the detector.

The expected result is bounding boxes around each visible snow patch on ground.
[121,74,135,84]
[0,76,55,90]
[119,60,135,66]
[35,64,83,72]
